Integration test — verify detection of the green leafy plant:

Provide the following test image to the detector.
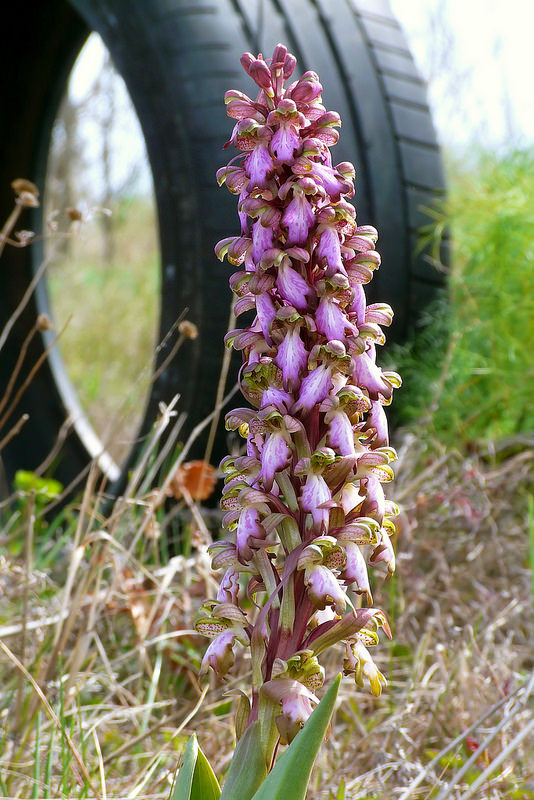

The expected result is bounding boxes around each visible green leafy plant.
[390,148,534,448]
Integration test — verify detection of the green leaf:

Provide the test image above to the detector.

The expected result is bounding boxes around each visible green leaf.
[170,735,221,800]
[14,470,63,500]
[192,745,221,799]
[250,675,341,800]
[219,721,267,800]
[336,778,346,799]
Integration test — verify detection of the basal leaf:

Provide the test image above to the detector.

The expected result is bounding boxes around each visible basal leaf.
[170,735,220,800]
[191,744,221,800]
[170,735,197,800]
[219,721,267,800]
[250,675,341,800]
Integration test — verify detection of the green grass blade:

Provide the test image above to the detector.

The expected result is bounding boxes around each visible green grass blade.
[44,726,55,799]
[528,494,534,607]
[251,675,341,800]
[31,711,40,799]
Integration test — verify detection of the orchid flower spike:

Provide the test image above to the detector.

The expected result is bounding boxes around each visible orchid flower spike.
[198,43,400,761]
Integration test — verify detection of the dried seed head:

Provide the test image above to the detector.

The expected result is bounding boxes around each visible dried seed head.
[66,207,83,222]
[145,488,162,511]
[14,230,35,245]
[17,192,39,208]
[12,179,40,208]
[143,515,161,540]
[11,178,39,197]
[178,320,199,339]
[36,314,53,332]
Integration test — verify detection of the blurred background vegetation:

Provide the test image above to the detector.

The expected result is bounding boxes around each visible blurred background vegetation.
[45,42,160,463]
[389,147,534,448]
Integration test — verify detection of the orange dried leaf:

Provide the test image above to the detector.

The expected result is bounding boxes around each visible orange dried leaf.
[168,460,218,501]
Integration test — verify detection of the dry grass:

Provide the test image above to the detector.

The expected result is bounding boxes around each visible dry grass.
[309,433,534,798]
[1,421,533,800]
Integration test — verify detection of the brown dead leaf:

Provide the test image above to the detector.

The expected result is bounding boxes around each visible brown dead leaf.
[167,460,218,502]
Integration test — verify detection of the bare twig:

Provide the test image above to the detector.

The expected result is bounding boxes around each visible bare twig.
[0,201,24,258]
[457,717,534,799]
[0,240,58,353]
[203,298,236,466]
[0,315,72,431]
[0,321,38,417]
[0,413,29,452]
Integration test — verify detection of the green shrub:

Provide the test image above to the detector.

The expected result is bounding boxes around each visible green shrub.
[390,147,534,446]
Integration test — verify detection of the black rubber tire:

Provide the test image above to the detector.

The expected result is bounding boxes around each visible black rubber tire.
[0,0,445,491]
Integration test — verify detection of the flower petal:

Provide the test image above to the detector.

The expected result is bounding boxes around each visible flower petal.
[276,327,308,390]
[252,219,275,262]
[261,386,293,411]
[245,143,274,189]
[305,565,346,615]
[293,363,333,415]
[316,295,356,342]
[236,507,264,563]
[276,260,314,310]
[353,346,393,401]
[217,568,240,604]
[362,400,389,447]
[282,190,315,245]
[255,291,277,343]
[341,541,371,601]
[316,225,345,276]
[310,162,350,200]
[259,432,291,491]
[301,472,331,528]
[200,629,237,680]
[270,123,301,164]
[359,474,385,524]
[326,408,355,456]
[348,282,366,326]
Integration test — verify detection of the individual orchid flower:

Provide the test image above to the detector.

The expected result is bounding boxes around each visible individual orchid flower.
[292,341,352,416]
[297,536,347,616]
[280,176,320,244]
[252,407,295,491]
[267,98,307,164]
[196,43,401,778]
[262,678,319,744]
[276,255,315,311]
[344,636,387,697]
[315,274,359,344]
[272,307,308,391]
[196,601,250,681]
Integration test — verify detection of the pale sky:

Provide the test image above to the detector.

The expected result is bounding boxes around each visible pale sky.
[390,0,534,150]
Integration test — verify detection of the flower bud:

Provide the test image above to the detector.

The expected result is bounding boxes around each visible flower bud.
[178,319,198,339]
[12,178,39,201]
[36,314,53,332]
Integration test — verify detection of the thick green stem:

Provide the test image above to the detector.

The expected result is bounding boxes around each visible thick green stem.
[274,469,298,512]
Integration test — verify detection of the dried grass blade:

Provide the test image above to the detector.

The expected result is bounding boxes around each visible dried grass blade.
[0,639,102,800]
